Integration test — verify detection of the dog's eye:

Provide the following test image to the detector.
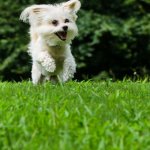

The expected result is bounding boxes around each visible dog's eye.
[64,19,69,23]
[52,20,58,26]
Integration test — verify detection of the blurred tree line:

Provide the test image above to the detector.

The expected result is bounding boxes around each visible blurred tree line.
[0,0,150,81]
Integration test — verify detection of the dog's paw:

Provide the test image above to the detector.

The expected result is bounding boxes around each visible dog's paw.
[41,60,56,72]
[45,63,56,72]
[39,55,56,72]
[61,71,74,82]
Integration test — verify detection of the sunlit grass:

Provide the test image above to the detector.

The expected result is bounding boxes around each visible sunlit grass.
[0,81,150,150]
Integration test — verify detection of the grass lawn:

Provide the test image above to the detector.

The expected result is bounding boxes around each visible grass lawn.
[0,80,150,150]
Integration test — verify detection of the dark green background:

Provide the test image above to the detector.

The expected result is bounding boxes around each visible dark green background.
[0,0,150,81]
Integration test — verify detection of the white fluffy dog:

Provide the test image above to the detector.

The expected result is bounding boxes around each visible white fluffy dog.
[20,0,81,84]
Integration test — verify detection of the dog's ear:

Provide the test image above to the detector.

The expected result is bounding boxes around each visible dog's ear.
[63,0,81,14]
[20,5,48,23]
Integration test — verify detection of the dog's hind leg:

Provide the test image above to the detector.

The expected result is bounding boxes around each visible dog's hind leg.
[31,62,43,84]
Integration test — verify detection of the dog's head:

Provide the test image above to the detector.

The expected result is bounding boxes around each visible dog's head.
[20,0,81,46]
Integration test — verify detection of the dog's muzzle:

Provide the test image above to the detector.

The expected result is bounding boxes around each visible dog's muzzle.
[55,31,67,41]
[55,26,68,41]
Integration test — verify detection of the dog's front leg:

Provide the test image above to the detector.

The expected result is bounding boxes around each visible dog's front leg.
[37,52,56,73]
[60,57,76,82]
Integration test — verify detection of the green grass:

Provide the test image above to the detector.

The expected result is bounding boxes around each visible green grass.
[0,80,150,150]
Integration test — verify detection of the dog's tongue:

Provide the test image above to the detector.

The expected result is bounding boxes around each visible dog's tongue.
[56,31,67,41]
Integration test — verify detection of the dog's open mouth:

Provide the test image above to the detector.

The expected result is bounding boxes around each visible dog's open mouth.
[55,31,67,41]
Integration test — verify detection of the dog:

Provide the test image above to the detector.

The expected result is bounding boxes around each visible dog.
[20,0,81,84]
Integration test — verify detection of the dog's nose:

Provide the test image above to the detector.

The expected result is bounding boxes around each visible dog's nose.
[63,26,68,31]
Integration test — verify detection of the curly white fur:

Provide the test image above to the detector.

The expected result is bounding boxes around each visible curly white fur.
[20,0,81,84]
